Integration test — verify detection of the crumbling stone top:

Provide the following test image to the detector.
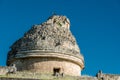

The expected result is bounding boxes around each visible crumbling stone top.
[7,15,84,64]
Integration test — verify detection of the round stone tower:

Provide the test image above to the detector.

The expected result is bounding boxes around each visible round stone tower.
[7,15,84,76]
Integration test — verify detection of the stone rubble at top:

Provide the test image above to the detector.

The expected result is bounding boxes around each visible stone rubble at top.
[7,15,81,62]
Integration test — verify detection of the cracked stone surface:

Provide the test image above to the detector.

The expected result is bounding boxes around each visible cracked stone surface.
[7,15,83,65]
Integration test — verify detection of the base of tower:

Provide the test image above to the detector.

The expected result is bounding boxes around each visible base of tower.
[11,57,81,76]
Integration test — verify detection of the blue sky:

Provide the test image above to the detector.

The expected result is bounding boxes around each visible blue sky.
[0,0,120,76]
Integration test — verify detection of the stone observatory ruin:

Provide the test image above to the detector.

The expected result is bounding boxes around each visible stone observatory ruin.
[7,15,84,76]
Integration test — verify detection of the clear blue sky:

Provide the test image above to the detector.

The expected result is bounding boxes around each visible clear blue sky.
[0,0,120,76]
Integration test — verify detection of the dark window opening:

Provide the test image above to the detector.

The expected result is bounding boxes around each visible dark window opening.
[55,42,61,46]
[53,68,60,76]
[41,36,45,40]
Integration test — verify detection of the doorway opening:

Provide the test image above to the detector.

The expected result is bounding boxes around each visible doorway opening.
[53,68,61,76]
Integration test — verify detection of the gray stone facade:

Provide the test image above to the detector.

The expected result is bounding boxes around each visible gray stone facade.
[6,15,84,76]
[4,15,119,79]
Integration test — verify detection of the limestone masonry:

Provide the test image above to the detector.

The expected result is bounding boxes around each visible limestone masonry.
[0,15,119,80]
[7,15,84,76]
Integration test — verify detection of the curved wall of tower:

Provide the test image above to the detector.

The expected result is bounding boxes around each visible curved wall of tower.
[12,57,82,76]
[7,15,85,76]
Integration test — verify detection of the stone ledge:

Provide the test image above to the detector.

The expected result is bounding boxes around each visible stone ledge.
[0,78,39,80]
[16,50,83,59]
[15,51,84,69]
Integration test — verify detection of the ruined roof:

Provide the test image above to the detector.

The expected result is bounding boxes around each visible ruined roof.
[7,15,84,66]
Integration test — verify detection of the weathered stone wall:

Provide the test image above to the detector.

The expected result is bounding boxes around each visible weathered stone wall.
[11,57,81,76]
[6,15,84,77]
[0,72,120,80]
[96,70,120,80]
[97,73,120,80]
[0,77,97,80]
[102,74,120,80]
[0,65,17,75]
[7,15,83,67]
[0,78,38,80]
[0,67,8,75]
